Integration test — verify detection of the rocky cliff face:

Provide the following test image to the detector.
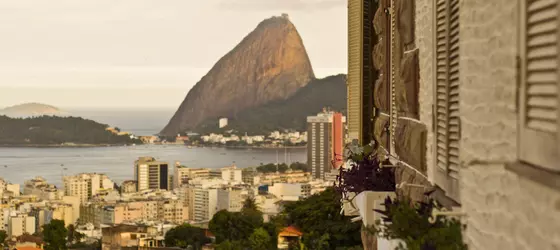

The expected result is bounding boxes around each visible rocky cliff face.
[161,15,315,136]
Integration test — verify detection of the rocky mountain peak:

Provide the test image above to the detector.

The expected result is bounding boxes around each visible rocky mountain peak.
[161,15,315,135]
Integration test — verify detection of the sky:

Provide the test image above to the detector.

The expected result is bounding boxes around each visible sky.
[0,0,348,109]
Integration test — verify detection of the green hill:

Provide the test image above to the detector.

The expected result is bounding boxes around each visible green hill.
[194,74,347,135]
[0,115,142,146]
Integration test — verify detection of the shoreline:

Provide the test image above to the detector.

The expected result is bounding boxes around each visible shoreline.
[0,144,138,148]
[0,143,307,149]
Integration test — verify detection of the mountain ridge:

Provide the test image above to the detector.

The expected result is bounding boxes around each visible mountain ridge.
[194,74,347,135]
[161,15,315,136]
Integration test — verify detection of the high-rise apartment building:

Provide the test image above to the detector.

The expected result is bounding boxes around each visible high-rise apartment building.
[134,157,169,191]
[347,0,375,145]
[221,165,242,183]
[8,214,36,237]
[24,177,64,201]
[307,110,346,180]
[173,165,211,189]
[63,173,115,203]
[192,186,231,222]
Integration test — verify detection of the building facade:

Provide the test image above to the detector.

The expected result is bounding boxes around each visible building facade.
[8,214,36,237]
[347,0,375,144]
[23,177,63,201]
[64,173,115,203]
[307,110,346,180]
[348,0,560,249]
[134,157,169,191]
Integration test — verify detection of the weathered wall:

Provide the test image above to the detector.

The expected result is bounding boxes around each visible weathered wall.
[459,0,560,249]
[392,0,429,202]
[414,0,560,249]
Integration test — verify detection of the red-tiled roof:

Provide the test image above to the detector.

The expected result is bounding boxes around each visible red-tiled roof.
[279,226,303,237]
[16,247,42,250]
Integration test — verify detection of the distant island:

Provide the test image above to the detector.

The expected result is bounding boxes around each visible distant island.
[0,102,68,118]
[0,115,142,147]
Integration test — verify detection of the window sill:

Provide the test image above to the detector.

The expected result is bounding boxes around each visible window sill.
[506,161,560,191]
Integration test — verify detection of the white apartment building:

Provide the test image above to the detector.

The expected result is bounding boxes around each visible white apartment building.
[268,183,306,201]
[64,173,115,203]
[8,214,36,237]
[0,178,20,197]
[219,118,228,128]
[221,166,242,183]
[23,177,64,201]
[192,186,228,222]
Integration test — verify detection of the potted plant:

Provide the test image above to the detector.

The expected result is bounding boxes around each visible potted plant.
[373,192,467,250]
[334,143,397,226]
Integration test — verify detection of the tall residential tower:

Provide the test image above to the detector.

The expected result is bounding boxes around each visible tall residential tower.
[134,157,169,191]
[307,109,346,180]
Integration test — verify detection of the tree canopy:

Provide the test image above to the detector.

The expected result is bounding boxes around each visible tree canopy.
[164,224,211,250]
[0,115,141,145]
[43,219,68,250]
[256,162,309,173]
[280,188,362,249]
[206,190,361,250]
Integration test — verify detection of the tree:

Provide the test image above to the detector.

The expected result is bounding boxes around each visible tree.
[67,224,76,244]
[43,219,68,250]
[249,228,271,250]
[0,230,7,246]
[281,188,362,249]
[164,224,211,250]
[209,210,253,243]
[215,240,243,250]
[242,197,260,214]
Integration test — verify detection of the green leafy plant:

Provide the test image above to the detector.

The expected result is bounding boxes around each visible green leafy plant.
[374,193,467,250]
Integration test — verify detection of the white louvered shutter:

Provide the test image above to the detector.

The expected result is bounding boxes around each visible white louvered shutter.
[434,0,460,201]
[519,0,560,171]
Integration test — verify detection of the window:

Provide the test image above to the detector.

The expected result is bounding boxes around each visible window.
[433,0,460,202]
[518,0,560,172]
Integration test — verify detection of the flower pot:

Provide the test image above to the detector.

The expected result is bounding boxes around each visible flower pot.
[342,192,360,216]
[352,191,396,227]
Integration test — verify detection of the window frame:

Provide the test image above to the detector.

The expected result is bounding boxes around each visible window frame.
[432,0,461,202]
[507,0,560,190]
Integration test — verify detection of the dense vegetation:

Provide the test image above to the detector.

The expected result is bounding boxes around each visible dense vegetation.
[200,189,362,249]
[0,115,142,145]
[194,74,347,135]
[279,188,363,249]
[256,162,309,173]
[164,224,211,249]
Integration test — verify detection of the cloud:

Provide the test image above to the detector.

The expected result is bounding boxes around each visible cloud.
[218,0,345,11]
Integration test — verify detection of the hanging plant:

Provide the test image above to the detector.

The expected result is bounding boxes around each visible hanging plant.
[334,144,396,200]
[374,192,467,250]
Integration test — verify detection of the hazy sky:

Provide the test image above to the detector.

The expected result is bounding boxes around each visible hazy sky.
[0,0,347,109]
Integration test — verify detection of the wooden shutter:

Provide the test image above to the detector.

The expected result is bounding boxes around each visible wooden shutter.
[519,0,560,172]
[433,0,460,201]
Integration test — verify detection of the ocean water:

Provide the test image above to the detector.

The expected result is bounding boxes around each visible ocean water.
[0,145,306,187]
[0,108,307,187]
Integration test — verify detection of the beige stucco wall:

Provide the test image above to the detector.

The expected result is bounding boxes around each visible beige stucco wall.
[415,0,435,182]
[416,0,560,249]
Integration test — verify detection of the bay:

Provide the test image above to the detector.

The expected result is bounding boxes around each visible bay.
[0,145,307,187]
